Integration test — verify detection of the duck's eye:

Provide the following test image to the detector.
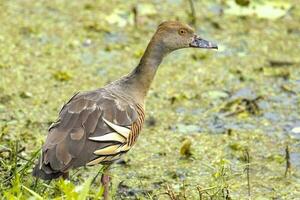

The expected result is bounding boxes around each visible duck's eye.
[178,29,187,36]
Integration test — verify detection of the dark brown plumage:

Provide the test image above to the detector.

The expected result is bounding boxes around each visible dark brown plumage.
[33,21,217,198]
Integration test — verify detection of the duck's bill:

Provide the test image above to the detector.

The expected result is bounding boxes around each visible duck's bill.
[189,36,218,49]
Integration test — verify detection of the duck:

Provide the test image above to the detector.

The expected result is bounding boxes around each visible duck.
[33,21,217,199]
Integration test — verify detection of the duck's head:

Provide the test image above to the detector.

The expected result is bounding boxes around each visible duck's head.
[154,21,218,52]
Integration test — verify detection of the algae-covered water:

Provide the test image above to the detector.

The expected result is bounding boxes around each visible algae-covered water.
[0,0,300,199]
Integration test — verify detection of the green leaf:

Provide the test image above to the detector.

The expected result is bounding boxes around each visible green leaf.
[53,70,72,81]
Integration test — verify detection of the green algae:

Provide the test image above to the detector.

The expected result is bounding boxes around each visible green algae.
[0,0,300,199]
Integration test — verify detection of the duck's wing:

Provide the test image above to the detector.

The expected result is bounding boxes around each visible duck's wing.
[33,89,144,179]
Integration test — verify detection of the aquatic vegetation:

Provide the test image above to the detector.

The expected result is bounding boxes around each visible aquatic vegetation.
[0,0,299,199]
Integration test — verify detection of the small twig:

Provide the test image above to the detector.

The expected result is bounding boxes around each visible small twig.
[17,155,30,161]
[244,148,251,197]
[182,181,187,200]
[285,144,291,177]
[18,147,26,153]
[165,184,177,200]
[13,141,19,176]
[146,192,154,200]
[197,185,217,199]
[223,187,231,200]
[224,108,245,117]
[197,187,203,200]
[132,5,138,27]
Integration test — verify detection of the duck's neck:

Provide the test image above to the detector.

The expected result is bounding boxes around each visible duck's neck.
[123,36,168,102]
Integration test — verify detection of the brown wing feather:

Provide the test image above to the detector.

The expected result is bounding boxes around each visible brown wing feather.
[33,89,143,179]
